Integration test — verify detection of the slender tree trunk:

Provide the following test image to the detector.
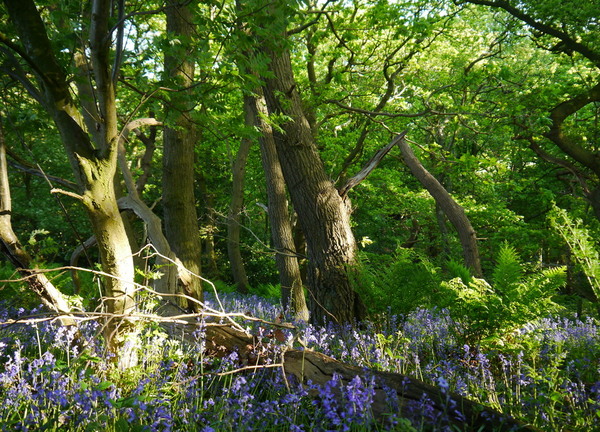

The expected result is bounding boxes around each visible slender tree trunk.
[260,37,365,325]
[246,91,309,321]
[398,136,483,277]
[227,105,252,294]
[0,115,77,329]
[163,0,203,309]
[204,193,219,278]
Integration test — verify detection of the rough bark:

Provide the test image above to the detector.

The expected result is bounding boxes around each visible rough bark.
[3,0,139,368]
[246,91,309,321]
[261,38,365,325]
[163,0,203,309]
[398,136,483,277]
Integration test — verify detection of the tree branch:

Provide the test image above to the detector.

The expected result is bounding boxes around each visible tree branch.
[325,99,431,118]
[338,131,407,198]
[460,0,600,67]
[544,81,600,175]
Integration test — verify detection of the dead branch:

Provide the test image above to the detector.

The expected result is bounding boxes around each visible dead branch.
[339,131,407,198]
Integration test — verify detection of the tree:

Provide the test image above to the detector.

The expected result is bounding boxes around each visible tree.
[245,88,310,321]
[0,113,78,329]
[227,102,252,294]
[459,0,600,219]
[1,0,138,367]
[255,1,366,324]
[398,135,483,276]
[162,0,203,309]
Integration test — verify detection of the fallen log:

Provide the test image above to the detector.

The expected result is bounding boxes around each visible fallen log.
[195,322,538,431]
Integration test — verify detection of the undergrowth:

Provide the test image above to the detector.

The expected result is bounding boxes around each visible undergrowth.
[0,292,599,431]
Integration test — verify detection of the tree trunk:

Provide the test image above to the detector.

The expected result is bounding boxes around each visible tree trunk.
[398,136,483,277]
[203,193,220,278]
[246,91,309,321]
[163,0,203,309]
[227,104,252,294]
[261,37,365,325]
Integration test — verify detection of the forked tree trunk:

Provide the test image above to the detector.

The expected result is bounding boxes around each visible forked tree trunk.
[245,91,309,321]
[115,118,194,309]
[398,136,483,277]
[163,0,203,309]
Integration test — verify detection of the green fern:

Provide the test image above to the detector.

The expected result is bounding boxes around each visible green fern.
[492,242,523,296]
[446,259,472,285]
[521,266,566,308]
[440,243,565,345]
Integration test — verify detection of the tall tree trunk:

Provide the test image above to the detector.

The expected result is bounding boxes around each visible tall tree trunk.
[163,0,203,309]
[227,105,252,294]
[115,118,194,310]
[260,30,365,325]
[4,0,139,368]
[246,91,309,321]
[398,136,483,277]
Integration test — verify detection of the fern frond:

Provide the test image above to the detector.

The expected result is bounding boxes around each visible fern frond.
[446,259,472,285]
[492,242,523,294]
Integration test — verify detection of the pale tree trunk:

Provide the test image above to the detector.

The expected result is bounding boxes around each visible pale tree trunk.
[163,0,203,309]
[398,136,483,277]
[227,103,252,294]
[246,91,309,321]
[259,25,365,324]
[4,0,139,368]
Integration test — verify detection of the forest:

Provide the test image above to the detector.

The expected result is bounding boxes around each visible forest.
[0,0,599,430]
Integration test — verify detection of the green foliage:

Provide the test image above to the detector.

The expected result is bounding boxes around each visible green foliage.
[353,248,441,317]
[440,244,566,345]
[250,283,281,300]
[549,205,600,302]
[445,258,472,285]
[491,242,523,293]
[0,263,39,308]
